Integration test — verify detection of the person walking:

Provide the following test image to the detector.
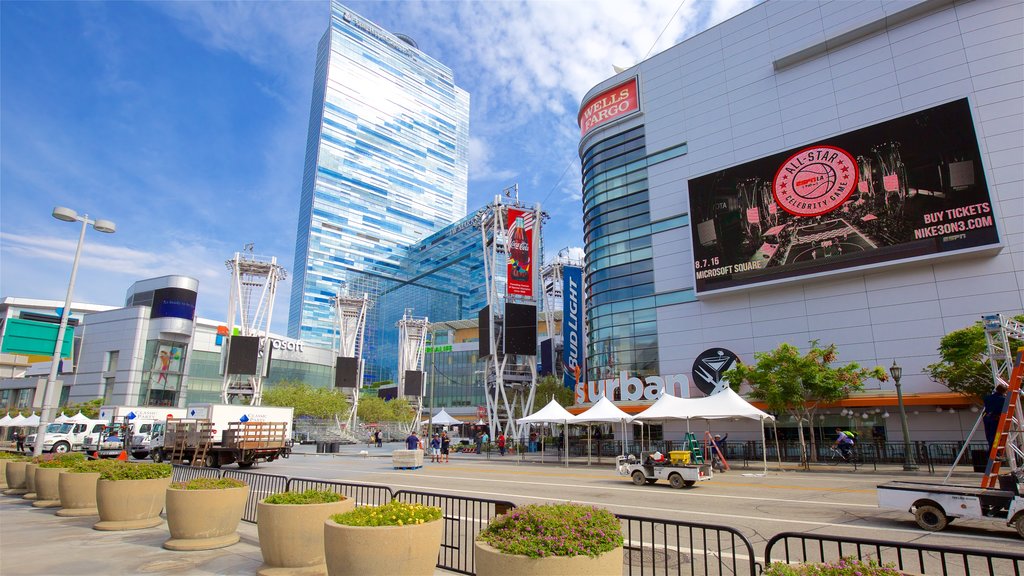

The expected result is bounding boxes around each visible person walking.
[375,429,383,448]
[14,431,25,453]
[475,431,483,454]
[497,433,506,456]
[440,432,451,463]
[405,430,421,451]
[429,434,441,463]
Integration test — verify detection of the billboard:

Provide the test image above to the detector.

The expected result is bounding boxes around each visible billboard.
[334,356,359,388]
[687,99,998,293]
[150,287,197,320]
[226,335,260,375]
[0,318,75,360]
[562,265,583,390]
[506,208,534,297]
[578,77,639,137]
[403,370,424,396]
[504,303,537,356]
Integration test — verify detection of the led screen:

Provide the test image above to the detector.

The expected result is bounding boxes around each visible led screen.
[504,303,537,356]
[335,356,359,388]
[403,370,423,396]
[687,99,998,293]
[225,336,260,375]
[150,287,198,320]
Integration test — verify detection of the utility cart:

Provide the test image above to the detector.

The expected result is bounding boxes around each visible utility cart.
[617,453,713,488]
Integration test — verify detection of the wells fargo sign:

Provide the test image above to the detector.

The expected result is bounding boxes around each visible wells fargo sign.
[579,77,639,137]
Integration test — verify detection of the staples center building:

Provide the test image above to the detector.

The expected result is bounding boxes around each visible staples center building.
[577,0,1022,441]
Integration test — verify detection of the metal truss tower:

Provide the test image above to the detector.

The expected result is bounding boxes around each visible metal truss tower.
[396,309,429,433]
[222,246,286,405]
[479,192,545,440]
[334,287,372,430]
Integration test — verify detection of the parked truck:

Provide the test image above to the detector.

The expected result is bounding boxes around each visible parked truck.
[25,418,108,453]
[82,405,187,458]
[151,404,293,469]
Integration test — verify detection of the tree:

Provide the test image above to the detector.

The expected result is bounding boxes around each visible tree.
[387,397,416,424]
[926,315,1024,401]
[61,398,103,419]
[357,396,391,424]
[262,381,349,419]
[724,341,887,467]
[534,375,574,407]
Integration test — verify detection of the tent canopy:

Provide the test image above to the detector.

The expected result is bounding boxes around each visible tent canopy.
[22,413,40,427]
[68,412,92,423]
[430,409,462,426]
[572,396,634,423]
[518,398,575,424]
[9,414,26,426]
[54,412,70,423]
[0,414,13,427]
[633,389,774,422]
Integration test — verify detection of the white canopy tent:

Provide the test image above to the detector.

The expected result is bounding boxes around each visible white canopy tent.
[22,413,40,427]
[9,413,26,427]
[429,409,463,427]
[0,414,13,427]
[517,398,575,467]
[54,412,71,423]
[633,389,777,474]
[571,396,634,464]
[68,412,92,423]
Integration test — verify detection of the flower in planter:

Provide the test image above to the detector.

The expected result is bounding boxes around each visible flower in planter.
[263,489,343,505]
[170,477,245,490]
[331,500,442,526]
[97,461,172,481]
[478,503,622,558]
[763,557,902,576]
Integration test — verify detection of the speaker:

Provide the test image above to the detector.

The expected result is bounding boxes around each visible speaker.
[478,305,490,356]
[335,356,359,388]
[404,370,423,396]
[504,303,537,356]
[226,336,260,375]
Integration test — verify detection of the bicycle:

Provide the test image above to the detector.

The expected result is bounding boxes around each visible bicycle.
[826,445,858,465]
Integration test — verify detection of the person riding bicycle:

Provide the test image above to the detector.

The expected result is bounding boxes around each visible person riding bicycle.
[833,427,855,459]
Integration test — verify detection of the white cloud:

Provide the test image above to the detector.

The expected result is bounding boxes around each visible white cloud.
[468,136,517,182]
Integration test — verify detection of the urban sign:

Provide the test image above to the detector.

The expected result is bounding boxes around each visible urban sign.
[575,372,689,404]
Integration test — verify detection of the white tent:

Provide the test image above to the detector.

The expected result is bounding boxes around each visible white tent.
[54,412,71,423]
[429,409,462,427]
[571,396,634,464]
[22,413,41,427]
[0,414,13,427]
[517,398,575,467]
[68,412,92,423]
[9,413,26,426]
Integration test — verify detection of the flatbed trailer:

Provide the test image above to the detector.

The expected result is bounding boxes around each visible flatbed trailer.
[152,419,290,469]
[877,480,1023,538]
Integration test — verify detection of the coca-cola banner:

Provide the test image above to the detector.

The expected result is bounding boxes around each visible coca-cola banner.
[687,99,998,293]
[506,208,534,297]
[579,77,639,138]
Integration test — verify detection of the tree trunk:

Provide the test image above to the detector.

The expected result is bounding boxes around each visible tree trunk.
[807,410,819,462]
[793,411,809,468]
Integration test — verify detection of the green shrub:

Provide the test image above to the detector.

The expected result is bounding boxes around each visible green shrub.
[37,453,87,468]
[264,489,344,505]
[0,451,28,460]
[66,459,116,473]
[96,462,172,481]
[762,558,902,576]
[331,500,441,527]
[170,477,246,490]
[478,503,623,558]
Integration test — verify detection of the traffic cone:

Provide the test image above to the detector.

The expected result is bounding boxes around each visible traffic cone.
[92,452,99,459]
[117,451,128,461]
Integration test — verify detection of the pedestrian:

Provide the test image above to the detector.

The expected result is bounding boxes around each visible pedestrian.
[481,431,489,447]
[429,434,441,462]
[375,429,383,447]
[712,433,729,472]
[440,431,451,463]
[367,429,374,447]
[14,431,25,452]
[983,383,1009,450]
[497,433,506,456]
[475,431,483,454]
[405,430,421,451]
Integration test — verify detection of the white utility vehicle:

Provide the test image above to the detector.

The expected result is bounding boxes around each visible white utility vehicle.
[25,419,108,453]
[617,453,713,489]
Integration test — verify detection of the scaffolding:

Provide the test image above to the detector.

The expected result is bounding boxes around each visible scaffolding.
[334,287,372,432]
[221,246,286,405]
[397,309,429,433]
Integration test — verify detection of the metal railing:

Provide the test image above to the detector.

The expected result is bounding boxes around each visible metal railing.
[222,469,288,523]
[287,477,393,508]
[619,514,759,576]
[764,531,1024,576]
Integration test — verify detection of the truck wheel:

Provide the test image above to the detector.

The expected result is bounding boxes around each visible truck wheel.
[204,453,220,468]
[132,452,148,460]
[631,470,646,486]
[914,504,948,531]
[1013,513,1024,539]
[237,461,254,469]
[151,450,164,463]
[669,473,685,489]
[51,442,70,454]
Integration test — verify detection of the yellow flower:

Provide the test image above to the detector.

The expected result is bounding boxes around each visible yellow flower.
[397,520,404,526]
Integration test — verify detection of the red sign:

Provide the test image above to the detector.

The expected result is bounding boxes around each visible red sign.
[506,208,534,297]
[578,77,639,137]
[772,145,858,217]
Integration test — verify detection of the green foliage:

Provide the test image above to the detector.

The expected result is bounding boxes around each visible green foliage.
[0,451,29,460]
[263,489,344,505]
[170,477,246,490]
[66,459,118,473]
[926,315,1024,401]
[96,462,173,481]
[36,452,87,468]
[479,503,623,558]
[534,375,575,407]
[357,396,415,424]
[387,397,415,423]
[331,500,441,527]
[262,381,350,418]
[60,398,103,419]
[762,558,901,575]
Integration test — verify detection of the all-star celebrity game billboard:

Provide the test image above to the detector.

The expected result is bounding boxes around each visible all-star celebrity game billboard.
[687,99,999,293]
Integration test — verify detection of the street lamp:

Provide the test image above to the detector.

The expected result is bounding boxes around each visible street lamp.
[32,207,115,457]
[889,359,918,471]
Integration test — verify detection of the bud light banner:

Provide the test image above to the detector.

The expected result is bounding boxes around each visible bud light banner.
[562,266,583,390]
[506,208,534,297]
[687,98,998,293]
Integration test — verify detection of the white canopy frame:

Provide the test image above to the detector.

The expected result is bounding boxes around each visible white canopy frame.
[570,396,634,465]
[517,398,574,467]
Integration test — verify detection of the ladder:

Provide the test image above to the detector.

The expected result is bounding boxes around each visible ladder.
[980,314,1024,489]
[684,432,704,464]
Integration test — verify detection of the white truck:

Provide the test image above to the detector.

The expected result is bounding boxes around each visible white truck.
[25,419,108,453]
[151,404,294,468]
[83,405,188,459]
[617,453,714,488]
[877,479,1023,539]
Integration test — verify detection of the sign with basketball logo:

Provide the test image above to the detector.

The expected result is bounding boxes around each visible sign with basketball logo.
[691,349,739,396]
[772,145,857,217]
[686,98,998,293]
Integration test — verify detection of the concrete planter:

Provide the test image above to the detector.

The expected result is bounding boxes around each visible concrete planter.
[256,497,355,575]
[32,467,67,508]
[324,517,443,576]
[164,484,251,550]
[56,471,100,517]
[0,459,8,489]
[474,540,624,576]
[94,476,171,530]
[3,461,29,495]
[22,463,39,500]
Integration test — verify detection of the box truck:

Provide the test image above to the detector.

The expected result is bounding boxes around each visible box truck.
[83,405,187,458]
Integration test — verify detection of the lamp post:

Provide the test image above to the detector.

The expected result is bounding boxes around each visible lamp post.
[889,359,918,471]
[32,207,116,457]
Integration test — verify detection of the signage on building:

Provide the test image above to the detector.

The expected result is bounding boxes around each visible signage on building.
[506,208,534,297]
[687,98,998,293]
[562,266,583,390]
[575,372,689,404]
[691,348,739,396]
[578,77,639,137]
[424,345,452,353]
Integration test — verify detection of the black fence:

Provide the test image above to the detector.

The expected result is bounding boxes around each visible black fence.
[619,514,758,576]
[764,531,1024,576]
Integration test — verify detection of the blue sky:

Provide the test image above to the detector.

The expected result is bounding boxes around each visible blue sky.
[1,0,753,334]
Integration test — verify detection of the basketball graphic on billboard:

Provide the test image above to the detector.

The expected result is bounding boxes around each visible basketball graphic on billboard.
[772,145,858,217]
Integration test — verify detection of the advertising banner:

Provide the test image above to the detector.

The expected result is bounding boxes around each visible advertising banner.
[579,77,639,137]
[687,99,998,293]
[562,265,583,390]
[506,208,534,297]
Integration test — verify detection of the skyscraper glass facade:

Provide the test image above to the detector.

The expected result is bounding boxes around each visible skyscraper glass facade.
[289,2,470,367]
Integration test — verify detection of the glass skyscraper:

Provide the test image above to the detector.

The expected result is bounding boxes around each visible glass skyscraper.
[289,2,471,370]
